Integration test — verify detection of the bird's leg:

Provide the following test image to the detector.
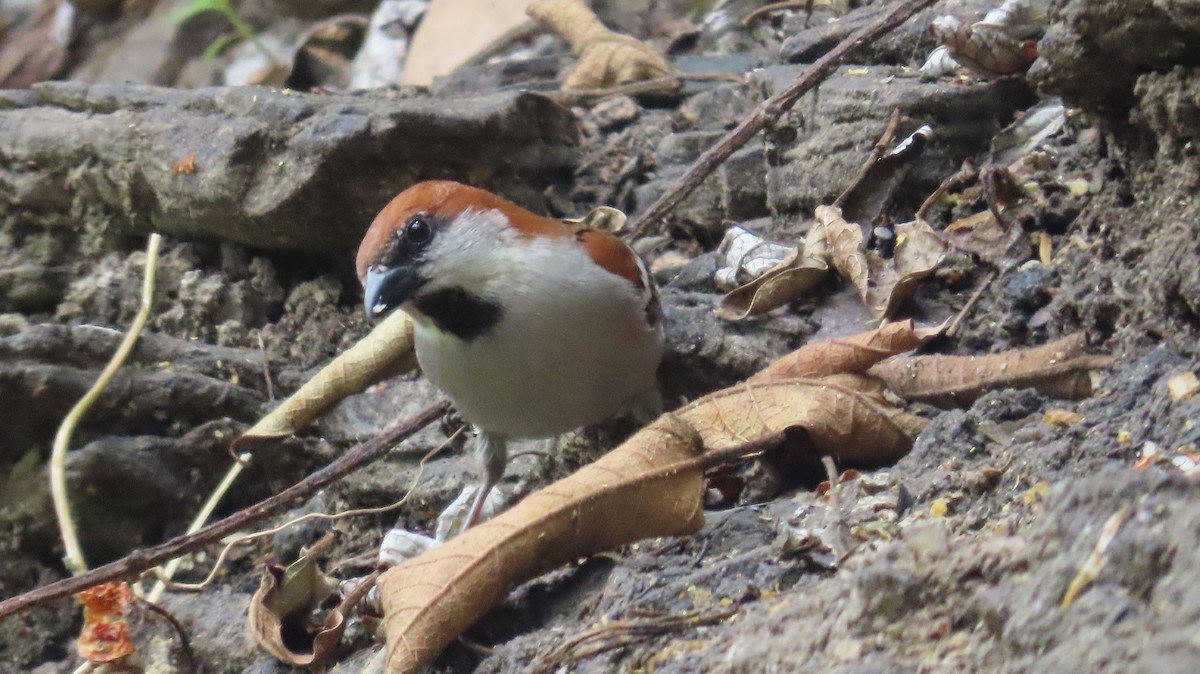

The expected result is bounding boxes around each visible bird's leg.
[463,430,507,530]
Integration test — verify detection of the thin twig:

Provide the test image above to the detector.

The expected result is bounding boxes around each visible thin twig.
[630,0,938,237]
[51,233,163,575]
[833,107,903,208]
[257,333,275,401]
[0,399,450,619]
[158,426,461,592]
[945,270,998,338]
[457,635,496,657]
[916,162,978,222]
[742,0,815,26]
[136,598,197,673]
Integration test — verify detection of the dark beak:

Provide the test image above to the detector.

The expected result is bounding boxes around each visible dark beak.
[363,265,424,320]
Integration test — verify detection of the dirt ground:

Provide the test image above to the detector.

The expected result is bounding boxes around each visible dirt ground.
[2,0,1199,672]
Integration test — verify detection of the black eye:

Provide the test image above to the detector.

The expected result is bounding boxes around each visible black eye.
[405,215,433,247]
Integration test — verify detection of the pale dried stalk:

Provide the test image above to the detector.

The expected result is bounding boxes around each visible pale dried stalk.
[1061,506,1128,607]
[146,450,251,603]
[51,232,163,576]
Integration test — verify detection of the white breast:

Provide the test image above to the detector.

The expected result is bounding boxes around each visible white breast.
[410,237,663,440]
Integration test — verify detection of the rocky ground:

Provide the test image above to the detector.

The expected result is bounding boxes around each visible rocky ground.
[2,0,1199,672]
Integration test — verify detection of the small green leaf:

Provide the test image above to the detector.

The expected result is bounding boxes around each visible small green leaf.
[169,0,234,25]
[201,33,238,61]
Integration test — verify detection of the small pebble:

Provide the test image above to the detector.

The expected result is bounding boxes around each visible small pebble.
[589,95,641,131]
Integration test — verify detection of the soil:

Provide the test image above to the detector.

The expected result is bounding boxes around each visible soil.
[2,0,1199,673]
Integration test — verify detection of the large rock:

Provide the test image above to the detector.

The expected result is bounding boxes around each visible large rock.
[0,82,579,251]
[1029,0,1200,130]
[633,65,1036,237]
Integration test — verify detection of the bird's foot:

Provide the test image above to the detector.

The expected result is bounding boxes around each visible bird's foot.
[435,485,506,540]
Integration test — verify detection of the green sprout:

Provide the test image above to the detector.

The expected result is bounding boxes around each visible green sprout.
[172,0,280,65]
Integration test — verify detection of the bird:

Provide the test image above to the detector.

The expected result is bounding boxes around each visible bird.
[356,181,664,532]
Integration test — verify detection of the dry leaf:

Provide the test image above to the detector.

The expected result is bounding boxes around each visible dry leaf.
[751,319,943,382]
[989,98,1066,166]
[819,206,946,318]
[76,582,135,664]
[920,45,961,77]
[378,415,707,674]
[820,204,871,299]
[527,0,673,91]
[234,310,416,450]
[562,205,628,233]
[864,218,946,318]
[378,375,926,672]
[922,0,1042,79]
[942,210,1025,266]
[680,378,926,464]
[402,0,530,86]
[248,554,341,667]
[377,375,927,672]
[718,225,828,319]
[1167,372,1199,402]
[979,0,1045,39]
[714,226,797,290]
[869,333,1113,407]
[928,12,1037,78]
[379,529,440,567]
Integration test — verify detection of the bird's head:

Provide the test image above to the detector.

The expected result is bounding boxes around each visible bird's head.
[356,181,566,334]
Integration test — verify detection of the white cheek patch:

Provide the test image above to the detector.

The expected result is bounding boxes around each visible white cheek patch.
[422,208,521,293]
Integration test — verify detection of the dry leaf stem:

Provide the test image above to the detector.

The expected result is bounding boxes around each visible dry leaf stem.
[630,0,938,236]
[0,399,450,620]
[742,0,819,27]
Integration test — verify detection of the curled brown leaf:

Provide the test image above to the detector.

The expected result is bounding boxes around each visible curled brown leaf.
[377,376,925,672]
[528,0,673,91]
[751,319,943,382]
[929,13,1038,78]
[718,224,828,319]
[869,333,1114,407]
[562,205,628,233]
[681,378,926,465]
[820,205,871,300]
[819,205,946,318]
[864,218,946,317]
[378,415,707,674]
[248,554,341,667]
